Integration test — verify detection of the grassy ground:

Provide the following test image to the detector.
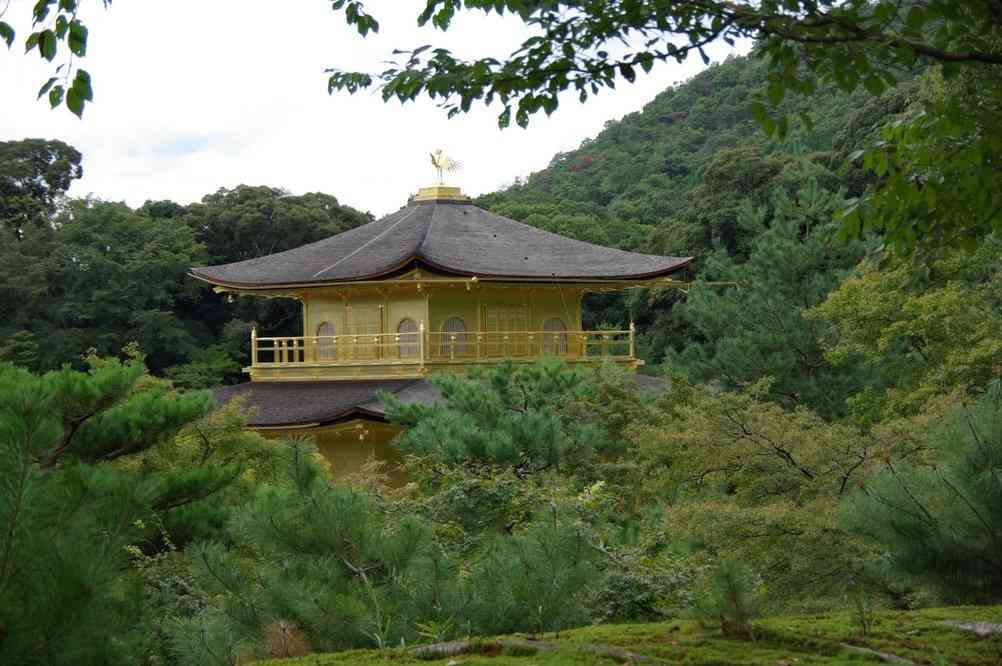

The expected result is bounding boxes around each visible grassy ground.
[259,605,1002,665]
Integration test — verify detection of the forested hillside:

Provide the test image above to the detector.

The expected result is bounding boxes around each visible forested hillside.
[479,55,921,418]
[479,56,908,249]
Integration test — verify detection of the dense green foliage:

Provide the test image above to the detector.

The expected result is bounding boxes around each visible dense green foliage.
[843,383,1002,601]
[811,237,1002,420]
[0,353,244,664]
[672,179,871,418]
[475,55,903,402]
[0,171,371,384]
[174,446,601,663]
[384,360,619,472]
[0,138,81,238]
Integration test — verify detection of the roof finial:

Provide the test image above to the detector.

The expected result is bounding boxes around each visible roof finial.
[430,148,461,185]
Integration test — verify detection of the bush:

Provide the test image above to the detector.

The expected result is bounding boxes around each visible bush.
[692,560,765,640]
[842,381,1002,602]
[463,517,600,636]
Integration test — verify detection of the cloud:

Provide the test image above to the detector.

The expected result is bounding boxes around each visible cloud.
[0,1,748,216]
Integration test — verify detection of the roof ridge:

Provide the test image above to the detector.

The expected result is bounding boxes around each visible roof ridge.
[311,206,421,279]
[415,201,441,262]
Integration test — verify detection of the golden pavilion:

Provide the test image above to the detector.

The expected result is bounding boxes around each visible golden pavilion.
[190,173,692,476]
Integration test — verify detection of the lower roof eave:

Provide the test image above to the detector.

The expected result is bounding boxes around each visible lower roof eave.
[248,407,391,431]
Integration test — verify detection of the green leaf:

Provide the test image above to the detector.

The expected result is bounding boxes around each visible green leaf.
[619,63,635,83]
[0,21,15,48]
[72,69,93,101]
[32,0,55,23]
[68,20,87,57]
[797,111,814,132]
[37,76,58,99]
[750,101,776,135]
[767,78,784,106]
[38,29,57,61]
[66,86,83,116]
[49,84,64,108]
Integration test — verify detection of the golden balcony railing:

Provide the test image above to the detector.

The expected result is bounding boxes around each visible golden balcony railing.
[250,324,636,372]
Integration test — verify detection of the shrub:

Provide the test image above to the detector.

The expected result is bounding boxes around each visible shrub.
[692,560,765,640]
[842,381,1002,601]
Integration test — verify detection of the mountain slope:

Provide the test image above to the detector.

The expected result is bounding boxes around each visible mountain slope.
[478,55,914,257]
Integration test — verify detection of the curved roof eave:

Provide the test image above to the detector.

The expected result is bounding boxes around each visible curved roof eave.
[190,255,694,291]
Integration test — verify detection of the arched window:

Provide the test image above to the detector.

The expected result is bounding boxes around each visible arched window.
[543,317,568,355]
[397,318,419,358]
[317,321,336,360]
[440,316,467,356]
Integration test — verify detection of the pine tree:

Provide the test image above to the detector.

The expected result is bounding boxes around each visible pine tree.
[0,353,250,664]
[673,178,872,419]
[174,417,606,662]
[842,381,1002,602]
[175,442,458,662]
[382,360,621,474]
[0,330,39,370]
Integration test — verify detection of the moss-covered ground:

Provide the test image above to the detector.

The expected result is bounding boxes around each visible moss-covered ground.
[260,605,1002,665]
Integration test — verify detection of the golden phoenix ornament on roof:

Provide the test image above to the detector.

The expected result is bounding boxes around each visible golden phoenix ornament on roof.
[430,148,461,184]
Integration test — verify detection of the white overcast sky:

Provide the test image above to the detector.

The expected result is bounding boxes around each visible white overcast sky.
[1,1,745,217]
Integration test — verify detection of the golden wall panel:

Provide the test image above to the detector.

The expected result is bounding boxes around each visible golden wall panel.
[260,420,407,485]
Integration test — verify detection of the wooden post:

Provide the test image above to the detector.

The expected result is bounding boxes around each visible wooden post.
[419,321,426,370]
[250,325,258,367]
[629,321,636,359]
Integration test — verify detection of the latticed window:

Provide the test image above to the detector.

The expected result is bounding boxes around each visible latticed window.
[397,318,419,358]
[440,316,467,356]
[543,317,568,355]
[317,321,336,360]
[485,305,528,356]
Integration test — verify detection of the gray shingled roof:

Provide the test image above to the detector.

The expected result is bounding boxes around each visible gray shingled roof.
[215,374,667,428]
[190,200,692,288]
[215,379,421,428]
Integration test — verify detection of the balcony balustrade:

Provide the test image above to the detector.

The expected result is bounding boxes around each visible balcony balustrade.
[248,325,638,381]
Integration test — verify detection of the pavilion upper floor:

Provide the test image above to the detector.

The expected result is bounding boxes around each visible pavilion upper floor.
[242,272,640,382]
